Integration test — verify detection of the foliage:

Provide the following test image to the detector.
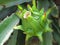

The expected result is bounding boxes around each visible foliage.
[0,14,19,45]
[15,0,56,45]
[0,0,60,45]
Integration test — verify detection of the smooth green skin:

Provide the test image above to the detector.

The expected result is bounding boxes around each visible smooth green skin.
[15,0,53,42]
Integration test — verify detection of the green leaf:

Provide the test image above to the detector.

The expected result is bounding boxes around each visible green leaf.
[0,6,17,20]
[0,14,19,45]
[53,32,60,45]
[37,0,59,18]
[18,5,23,11]
[37,32,43,42]
[14,25,23,30]
[7,31,18,45]
[43,32,53,45]
[37,0,50,10]
[26,35,32,41]
[0,0,31,10]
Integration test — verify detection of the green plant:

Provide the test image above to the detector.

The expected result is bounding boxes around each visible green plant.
[14,0,56,45]
[0,0,59,45]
